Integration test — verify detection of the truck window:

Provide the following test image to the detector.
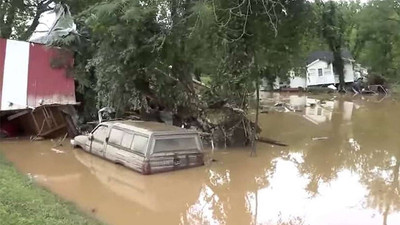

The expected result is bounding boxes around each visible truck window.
[92,125,108,142]
[131,135,148,154]
[153,137,198,153]
[121,133,134,149]
[109,128,124,145]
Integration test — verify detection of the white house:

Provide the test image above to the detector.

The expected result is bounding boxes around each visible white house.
[260,50,362,90]
[260,71,306,90]
[305,50,357,86]
[288,70,306,89]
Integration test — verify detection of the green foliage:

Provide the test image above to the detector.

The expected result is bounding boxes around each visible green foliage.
[61,0,314,119]
[48,0,400,121]
[312,0,400,85]
[0,0,58,39]
[316,0,347,90]
[0,153,102,225]
[354,0,400,81]
[200,0,314,106]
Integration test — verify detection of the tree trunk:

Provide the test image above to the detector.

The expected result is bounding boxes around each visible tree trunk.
[251,76,259,157]
[333,51,345,92]
[20,0,54,40]
[21,13,41,40]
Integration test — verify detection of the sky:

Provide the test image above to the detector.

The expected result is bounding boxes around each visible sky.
[339,0,370,2]
[320,0,370,2]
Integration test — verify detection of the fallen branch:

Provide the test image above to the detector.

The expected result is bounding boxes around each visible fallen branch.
[257,136,288,147]
[53,133,68,147]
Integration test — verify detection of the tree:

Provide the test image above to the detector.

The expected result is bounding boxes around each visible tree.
[63,0,311,114]
[0,0,101,40]
[317,0,347,91]
[0,0,56,39]
[354,0,400,82]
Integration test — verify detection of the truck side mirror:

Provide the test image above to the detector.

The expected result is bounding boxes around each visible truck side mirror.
[105,137,109,143]
[88,133,93,141]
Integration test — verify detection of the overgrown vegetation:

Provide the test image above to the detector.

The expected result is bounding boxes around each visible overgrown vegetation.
[0,153,102,225]
[1,0,399,122]
[68,0,315,120]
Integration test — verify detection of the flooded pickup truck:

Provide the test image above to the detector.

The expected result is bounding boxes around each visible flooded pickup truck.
[71,120,204,174]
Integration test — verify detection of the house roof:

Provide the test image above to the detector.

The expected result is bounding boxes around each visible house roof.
[306,50,353,65]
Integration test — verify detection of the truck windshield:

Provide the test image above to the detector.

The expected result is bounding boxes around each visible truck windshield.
[153,136,198,153]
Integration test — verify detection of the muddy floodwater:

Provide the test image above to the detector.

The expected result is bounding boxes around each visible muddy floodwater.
[1,93,400,225]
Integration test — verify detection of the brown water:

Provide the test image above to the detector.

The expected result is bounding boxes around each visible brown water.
[1,93,400,225]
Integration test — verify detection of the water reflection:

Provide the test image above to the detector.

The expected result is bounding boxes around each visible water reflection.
[0,93,399,225]
[73,149,205,213]
[257,93,400,225]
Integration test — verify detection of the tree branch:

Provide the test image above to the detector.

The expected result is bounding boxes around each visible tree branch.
[20,0,55,40]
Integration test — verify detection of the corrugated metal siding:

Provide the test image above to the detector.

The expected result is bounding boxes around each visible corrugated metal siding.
[27,43,75,107]
[0,38,76,111]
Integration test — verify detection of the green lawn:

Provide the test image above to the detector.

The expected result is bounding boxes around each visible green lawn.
[0,153,103,225]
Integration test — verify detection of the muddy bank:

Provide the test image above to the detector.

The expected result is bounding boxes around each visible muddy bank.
[1,93,400,225]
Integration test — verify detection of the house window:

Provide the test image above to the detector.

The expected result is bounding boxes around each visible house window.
[318,68,323,76]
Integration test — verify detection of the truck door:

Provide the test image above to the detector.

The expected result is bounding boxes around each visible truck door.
[90,125,109,157]
[105,128,125,163]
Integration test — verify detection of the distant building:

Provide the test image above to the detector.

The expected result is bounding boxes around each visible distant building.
[306,50,357,86]
[261,50,365,90]
[288,70,306,89]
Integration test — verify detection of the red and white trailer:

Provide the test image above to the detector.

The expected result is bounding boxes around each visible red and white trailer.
[0,38,78,138]
[0,38,76,110]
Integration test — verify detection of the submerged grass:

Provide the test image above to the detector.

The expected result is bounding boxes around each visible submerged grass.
[0,152,103,225]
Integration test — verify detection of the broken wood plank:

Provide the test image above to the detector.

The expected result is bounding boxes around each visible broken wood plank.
[7,110,31,120]
[257,136,288,147]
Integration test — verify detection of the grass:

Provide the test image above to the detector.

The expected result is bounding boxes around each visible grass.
[0,153,103,225]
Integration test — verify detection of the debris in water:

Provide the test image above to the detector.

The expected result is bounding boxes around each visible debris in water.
[312,137,329,141]
[26,173,41,182]
[257,136,288,146]
[269,102,295,113]
[30,136,44,141]
[52,133,68,147]
[327,84,337,90]
[348,138,361,152]
[50,148,65,154]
